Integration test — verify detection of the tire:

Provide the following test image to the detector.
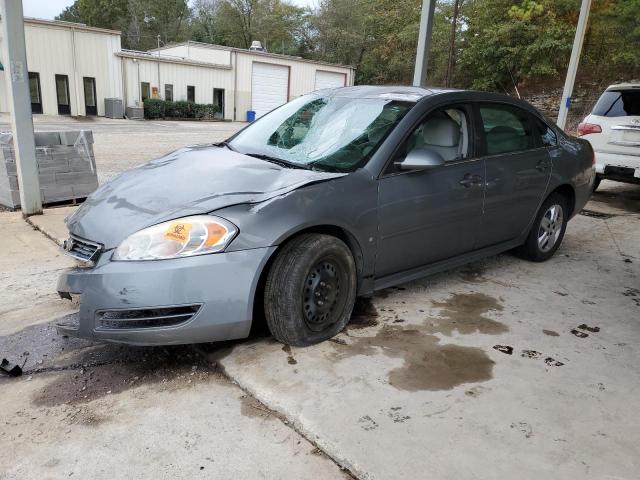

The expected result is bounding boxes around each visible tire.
[264,234,357,346]
[518,192,569,262]
[593,175,602,192]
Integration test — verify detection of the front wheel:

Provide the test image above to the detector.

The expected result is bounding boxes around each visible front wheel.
[518,193,568,262]
[264,234,357,346]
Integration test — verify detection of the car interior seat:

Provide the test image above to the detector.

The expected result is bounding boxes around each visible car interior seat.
[420,116,462,161]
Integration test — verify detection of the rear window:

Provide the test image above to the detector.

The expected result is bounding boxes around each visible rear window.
[592,90,640,117]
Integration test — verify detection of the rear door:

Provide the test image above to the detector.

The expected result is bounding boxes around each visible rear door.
[474,102,551,248]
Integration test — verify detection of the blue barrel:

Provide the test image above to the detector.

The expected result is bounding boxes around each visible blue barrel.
[246,110,256,122]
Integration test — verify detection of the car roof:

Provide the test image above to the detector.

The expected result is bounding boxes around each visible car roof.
[314,85,459,102]
[605,82,640,91]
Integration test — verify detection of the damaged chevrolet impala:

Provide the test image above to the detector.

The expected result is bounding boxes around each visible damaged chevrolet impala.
[57,86,595,346]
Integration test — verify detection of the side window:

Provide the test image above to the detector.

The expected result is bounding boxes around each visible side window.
[390,106,470,172]
[532,116,557,147]
[479,104,535,155]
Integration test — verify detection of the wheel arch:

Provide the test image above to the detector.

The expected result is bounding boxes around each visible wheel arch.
[549,183,576,218]
[250,224,365,336]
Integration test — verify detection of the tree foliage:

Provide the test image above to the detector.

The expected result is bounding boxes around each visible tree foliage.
[56,0,640,90]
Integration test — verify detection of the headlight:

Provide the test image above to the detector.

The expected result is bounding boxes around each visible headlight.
[112,215,238,261]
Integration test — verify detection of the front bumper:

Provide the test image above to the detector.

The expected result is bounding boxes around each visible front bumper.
[57,246,276,345]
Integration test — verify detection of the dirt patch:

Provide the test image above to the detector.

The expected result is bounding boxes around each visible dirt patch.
[331,324,494,392]
[240,394,273,419]
[580,209,616,219]
[543,329,560,337]
[346,297,379,330]
[429,292,507,336]
[591,185,640,214]
[32,345,217,407]
[282,344,297,365]
[458,263,487,283]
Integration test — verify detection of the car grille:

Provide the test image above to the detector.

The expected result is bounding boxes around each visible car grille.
[96,305,201,330]
[63,235,103,263]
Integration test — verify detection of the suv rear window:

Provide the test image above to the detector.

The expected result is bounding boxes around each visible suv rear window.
[592,90,640,117]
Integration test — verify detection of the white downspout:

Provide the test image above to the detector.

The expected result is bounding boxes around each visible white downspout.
[70,27,82,115]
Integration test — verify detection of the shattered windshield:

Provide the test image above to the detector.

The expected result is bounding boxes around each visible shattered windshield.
[229,94,413,172]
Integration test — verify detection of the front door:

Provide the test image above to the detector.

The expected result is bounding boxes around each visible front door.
[376,104,485,278]
[55,74,71,115]
[83,77,97,116]
[213,88,224,119]
[474,103,552,248]
[29,72,42,114]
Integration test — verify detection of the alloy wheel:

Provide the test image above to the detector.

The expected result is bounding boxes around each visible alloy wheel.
[537,204,564,253]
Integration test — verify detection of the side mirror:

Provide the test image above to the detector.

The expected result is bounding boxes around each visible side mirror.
[396,148,445,171]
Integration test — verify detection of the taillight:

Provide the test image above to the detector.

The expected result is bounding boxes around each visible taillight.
[577,123,602,136]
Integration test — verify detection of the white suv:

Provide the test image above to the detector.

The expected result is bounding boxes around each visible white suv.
[578,83,640,190]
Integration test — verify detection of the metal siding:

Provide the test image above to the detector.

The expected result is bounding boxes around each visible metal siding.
[0,23,122,116]
[122,57,234,119]
[235,52,353,121]
[315,70,347,89]
[24,24,75,115]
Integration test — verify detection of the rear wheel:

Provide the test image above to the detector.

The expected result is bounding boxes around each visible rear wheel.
[264,234,357,346]
[518,193,568,262]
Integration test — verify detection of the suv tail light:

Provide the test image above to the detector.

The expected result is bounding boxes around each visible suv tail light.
[577,123,602,136]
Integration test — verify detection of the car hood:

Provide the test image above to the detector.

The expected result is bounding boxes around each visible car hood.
[66,145,345,249]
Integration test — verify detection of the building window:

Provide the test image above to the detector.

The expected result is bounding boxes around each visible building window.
[28,72,42,114]
[141,82,150,102]
[187,85,195,103]
[55,74,71,115]
[165,84,173,102]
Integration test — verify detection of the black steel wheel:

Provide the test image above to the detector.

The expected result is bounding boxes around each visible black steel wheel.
[264,234,357,346]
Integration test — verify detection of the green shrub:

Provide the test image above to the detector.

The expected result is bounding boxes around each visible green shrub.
[193,103,219,119]
[144,99,221,120]
[168,101,193,118]
[143,98,165,119]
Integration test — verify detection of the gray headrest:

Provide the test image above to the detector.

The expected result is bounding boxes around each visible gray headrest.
[423,117,460,147]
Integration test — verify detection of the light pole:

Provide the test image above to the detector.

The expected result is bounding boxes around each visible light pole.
[0,0,41,215]
[557,0,592,131]
[413,0,437,87]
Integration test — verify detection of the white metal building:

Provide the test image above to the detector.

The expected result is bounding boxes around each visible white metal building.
[0,19,355,121]
[0,18,122,117]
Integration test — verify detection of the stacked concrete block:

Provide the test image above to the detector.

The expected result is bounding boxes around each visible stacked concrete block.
[0,130,98,209]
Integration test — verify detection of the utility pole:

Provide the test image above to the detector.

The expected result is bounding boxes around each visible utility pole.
[557,0,592,131]
[413,0,437,87]
[0,0,42,215]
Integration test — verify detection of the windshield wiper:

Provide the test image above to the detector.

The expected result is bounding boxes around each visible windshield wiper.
[244,153,312,170]
[216,140,237,152]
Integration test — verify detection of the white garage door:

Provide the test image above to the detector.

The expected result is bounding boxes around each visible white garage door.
[251,62,289,118]
[315,70,346,90]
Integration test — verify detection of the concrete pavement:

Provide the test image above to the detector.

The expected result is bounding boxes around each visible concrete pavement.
[1,174,638,479]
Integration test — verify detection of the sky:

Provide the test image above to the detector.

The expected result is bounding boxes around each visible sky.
[22,0,317,21]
